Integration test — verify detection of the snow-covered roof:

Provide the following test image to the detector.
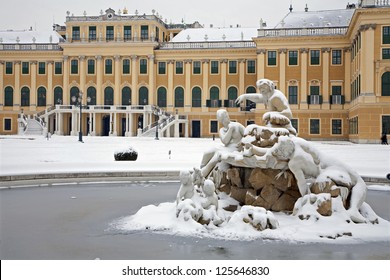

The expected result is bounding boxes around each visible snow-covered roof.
[172,27,258,42]
[274,9,355,29]
[0,30,62,44]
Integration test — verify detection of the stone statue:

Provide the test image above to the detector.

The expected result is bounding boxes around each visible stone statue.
[200,109,245,177]
[236,79,296,135]
[176,170,195,205]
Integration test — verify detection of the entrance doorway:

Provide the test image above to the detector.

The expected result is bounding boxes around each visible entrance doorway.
[102,115,110,136]
[192,120,200,138]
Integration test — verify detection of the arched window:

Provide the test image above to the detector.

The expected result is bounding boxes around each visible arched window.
[37,87,46,106]
[209,86,219,107]
[104,87,114,105]
[21,87,30,106]
[192,87,201,107]
[174,87,184,107]
[245,86,257,110]
[382,72,390,96]
[87,87,97,105]
[70,86,79,105]
[227,86,238,107]
[122,87,132,105]
[4,86,13,106]
[157,87,167,107]
[139,86,148,105]
[54,87,63,105]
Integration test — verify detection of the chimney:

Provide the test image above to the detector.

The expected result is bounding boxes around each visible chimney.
[305,4,308,12]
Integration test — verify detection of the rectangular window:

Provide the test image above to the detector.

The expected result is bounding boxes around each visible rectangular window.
[158,62,166,74]
[332,119,342,135]
[140,59,147,74]
[331,86,343,104]
[288,86,298,104]
[288,51,298,65]
[4,118,12,131]
[5,62,13,74]
[193,61,201,74]
[71,59,78,74]
[176,61,183,74]
[291,119,298,133]
[89,26,96,41]
[106,26,114,41]
[383,48,390,59]
[210,120,218,133]
[55,62,62,74]
[332,50,342,65]
[38,62,45,75]
[141,25,149,40]
[247,60,256,73]
[124,26,132,41]
[211,60,219,74]
[310,50,320,65]
[155,27,160,41]
[72,26,80,40]
[382,115,390,134]
[87,59,95,74]
[105,59,113,74]
[123,59,130,74]
[383,26,390,44]
[229,61,237,74]
[22,62,29,74]
[267,51,277,66]
[349,116,359,134]
[310,119,320,134]
[309,85,320,104]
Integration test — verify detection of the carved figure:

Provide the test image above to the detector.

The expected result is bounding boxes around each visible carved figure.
[201,109,245,177]
[176,170,195,205]
[201,179,219,210]
[236,79,296,135]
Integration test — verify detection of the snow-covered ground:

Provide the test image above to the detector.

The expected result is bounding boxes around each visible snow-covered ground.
[0,135,389,179]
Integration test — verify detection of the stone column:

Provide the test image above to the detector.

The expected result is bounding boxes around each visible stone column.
[256,49,266,81]
[114,55,121,105]
[220,59,227,102]
[0,61,3,110]
[344,48,352,102]
[30,61,37,111]
[238,59,245,94]
[47,61,54,106]
[202,59,209,112]
[131,55,138,104]
[148,55,155,105]
[184,59,192,111]
[14,61,21,110]
[360,24,376,96]
[322,48,330,108]
[128,113,133,136]
[63,56,69,105]
[96,55,103,104]
[279,49,287,94]
[92,112,96,136]
[79,56,86,94]
[167,60,174,108]
[300,48,308,109]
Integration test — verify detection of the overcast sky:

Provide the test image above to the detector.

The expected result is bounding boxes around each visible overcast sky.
[0,0,351,32]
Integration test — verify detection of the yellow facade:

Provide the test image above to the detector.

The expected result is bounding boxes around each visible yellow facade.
[1,4,390,142]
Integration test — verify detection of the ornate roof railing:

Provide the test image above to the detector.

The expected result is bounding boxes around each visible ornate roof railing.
[257,26,349,38]
[159,41,256,49]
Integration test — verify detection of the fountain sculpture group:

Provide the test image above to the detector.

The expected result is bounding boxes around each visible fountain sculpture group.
[175,79,378,231]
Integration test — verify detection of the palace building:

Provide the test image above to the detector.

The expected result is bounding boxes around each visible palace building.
[0,0,389,143]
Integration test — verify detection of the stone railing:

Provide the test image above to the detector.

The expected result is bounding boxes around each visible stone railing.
[0,44,62,51]
[66,14,166,27]
[257,26,349,37]
[160,41,256,49]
